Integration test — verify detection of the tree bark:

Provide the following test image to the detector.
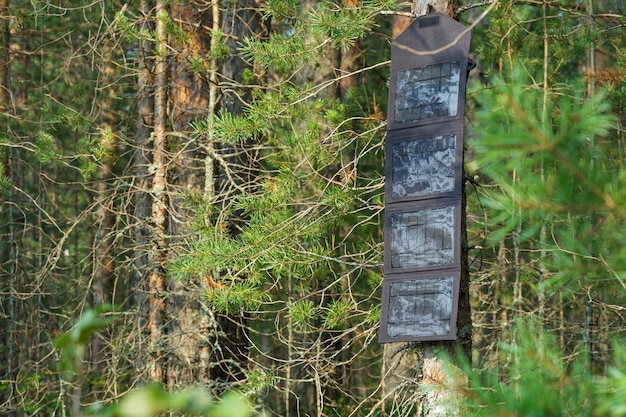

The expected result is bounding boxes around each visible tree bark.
[134,0,155,382]
[165,0,214,389]
[393,0,456,39]
[133,0,266,390]
[146,0,169,384]
[414,0,455,18]
[339,0,361,96]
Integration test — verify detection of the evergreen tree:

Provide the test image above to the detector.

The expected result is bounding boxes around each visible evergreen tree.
[460,0,626,415]
[171,0,393,413]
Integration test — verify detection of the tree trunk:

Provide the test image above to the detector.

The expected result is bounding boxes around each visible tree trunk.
[131,0,265,390]
[382,2,470,416]
[414,0,455,18]
[134,0,155,382]
[165,0,213,389]
[146,0,169,384]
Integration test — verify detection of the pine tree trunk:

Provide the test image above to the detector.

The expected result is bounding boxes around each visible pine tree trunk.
[382,2,470,416]
[134,0,155,381]
[146,0,169,384]
[165,0,213,388]
[131,0,265,389]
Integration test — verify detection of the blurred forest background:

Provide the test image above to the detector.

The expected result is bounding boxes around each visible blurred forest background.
[1,0,625,416]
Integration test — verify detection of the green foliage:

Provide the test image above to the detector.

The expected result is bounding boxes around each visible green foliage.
[79,160,98,180]
[204,282,269,315]
[364,305,380,327]
[606,61,626,113]
[4,0,623,415]
[473,70,615,212]
[261,0,300,21]
[74,128,117,180]
[469,68,624,293]
[54,305,114,373]
[13,372,59,415]
[157,9,189,44]
[240,31,313,75]
[323,299,351,329]
[54,308,254,417]
[0,162,11,196]
[194,109,264,144]
[287,299,318,332]
[464,4,626,416]
[460,320,594,416]
[321,185,355,216]
[240,369,277,397]
[596,344,626,417]
[91,386,253,417]
[178,7,388,409]
[115,11,154,42]
[460,320,626,417]
[309,4,375,49]
[35,131,60,165]
[208,29,231,62]
[42,100,92,132]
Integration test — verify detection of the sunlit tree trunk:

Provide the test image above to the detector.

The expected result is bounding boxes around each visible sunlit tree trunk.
[382,1,470,416]
[165,0,213,388]
[145,0,169,384]
[132,0,265,389]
